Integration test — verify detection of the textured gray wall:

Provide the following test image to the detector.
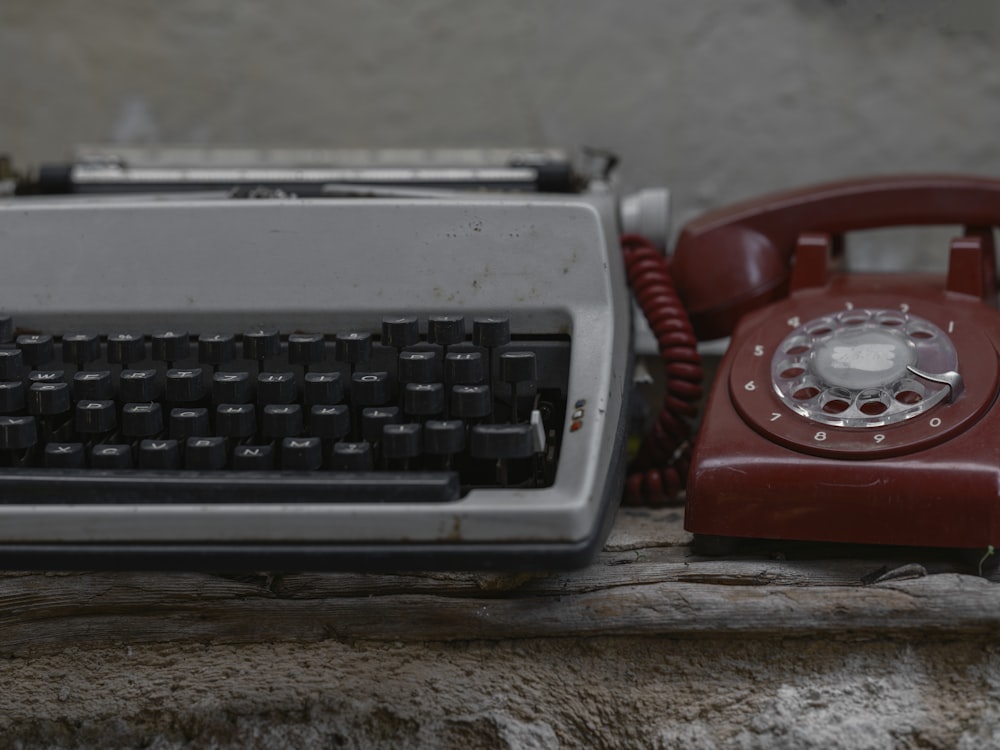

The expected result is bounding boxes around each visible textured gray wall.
[2,0,998,261]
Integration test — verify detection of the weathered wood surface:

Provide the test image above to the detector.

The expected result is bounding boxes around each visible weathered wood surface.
[2,508,998,655]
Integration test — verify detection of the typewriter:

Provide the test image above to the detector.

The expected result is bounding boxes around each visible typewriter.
[0,147,671,571]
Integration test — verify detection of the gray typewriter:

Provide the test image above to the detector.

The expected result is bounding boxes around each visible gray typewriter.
[0,147,668,570]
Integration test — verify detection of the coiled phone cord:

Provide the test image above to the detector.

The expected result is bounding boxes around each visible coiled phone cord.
[620,234,704,506]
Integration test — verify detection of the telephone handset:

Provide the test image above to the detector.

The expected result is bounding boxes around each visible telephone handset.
[667,174,1000,549]
[672,174,1000,340]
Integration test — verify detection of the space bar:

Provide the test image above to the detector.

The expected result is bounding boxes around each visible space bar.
[0,470,462,504]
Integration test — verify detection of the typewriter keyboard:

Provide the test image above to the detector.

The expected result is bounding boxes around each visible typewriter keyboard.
[0,314,569,504]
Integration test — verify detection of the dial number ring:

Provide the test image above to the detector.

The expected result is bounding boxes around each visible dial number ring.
[729,305,998,458]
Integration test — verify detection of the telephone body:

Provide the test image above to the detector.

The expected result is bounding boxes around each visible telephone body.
[670,175,1000,548]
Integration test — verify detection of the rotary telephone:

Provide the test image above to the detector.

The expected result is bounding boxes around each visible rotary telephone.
[666,174,1000,550]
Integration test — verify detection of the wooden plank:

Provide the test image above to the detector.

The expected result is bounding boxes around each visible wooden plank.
[2,572,1000,655]
[1,509,999,654]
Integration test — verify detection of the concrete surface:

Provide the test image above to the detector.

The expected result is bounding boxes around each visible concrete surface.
[3,637,1000,749]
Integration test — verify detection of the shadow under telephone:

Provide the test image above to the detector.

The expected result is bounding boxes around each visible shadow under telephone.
[645,174,1000,552]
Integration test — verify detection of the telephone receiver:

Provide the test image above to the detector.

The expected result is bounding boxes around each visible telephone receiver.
[665,174,1000,551]
[671,174,1000,340]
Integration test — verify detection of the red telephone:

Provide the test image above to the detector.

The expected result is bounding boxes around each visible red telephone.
[667,175,1000,549]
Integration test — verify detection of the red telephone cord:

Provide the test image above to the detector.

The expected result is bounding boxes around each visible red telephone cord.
[620,233,704,506]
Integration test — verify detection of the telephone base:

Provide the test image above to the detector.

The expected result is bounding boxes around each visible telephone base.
[684,276,1000,553]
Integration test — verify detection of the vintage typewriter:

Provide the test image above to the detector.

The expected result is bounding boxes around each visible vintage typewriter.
[0,147,670,570]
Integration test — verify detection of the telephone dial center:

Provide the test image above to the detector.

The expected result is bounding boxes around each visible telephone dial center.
[812,330,914,390]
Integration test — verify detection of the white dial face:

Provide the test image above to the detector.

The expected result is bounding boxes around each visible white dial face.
[771,309,959,427]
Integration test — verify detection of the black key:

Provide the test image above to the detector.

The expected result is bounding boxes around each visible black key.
[90,444,133,469]
[382,317,419,349]
[73,370,113,400]
[281,436,323,470]
[106,333,146,366]
[303,372,343,406]
[500,351,537,422]
[243,328,281,363]
[257,371,296,405]
[262,404,303,439]
[185,436,228,470]
[0,381,25,413]
[361,406,400,444]
[398,351,438,385]
[331,441,373,471]
[165,368,205,402]
[151,330,191,363]
[17,335,55,368]
[27,382,71,416]
[212,371,253,404]
[382,423,422,461]
[451,384,492,419]
[119,369,160,402]
[424,419,465,456]
[445,351,484,385]
[44,442,86,469]
[500,351,537,385]
[198,333,236,366]
[428,315,465,347]
[170,407,211,441]
[0,349,23,380]
[62,333,101,366]
[0,415,36,450]
[351,371,390,407]
[470,423,534,459]
[404,382,445,417]
[122,402,164,439]
[28,370,65,384]
[216,403,257,439]
[75,400,116,433]
[309,404,350,440]
[232,443,275,470]
[0,316,11,344]
[138,439,181,469]
[472,318,510,349]
[287,333,326,367]
[335,332,372,366]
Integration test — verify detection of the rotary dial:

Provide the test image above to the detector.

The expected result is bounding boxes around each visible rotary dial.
[771,309,962,428]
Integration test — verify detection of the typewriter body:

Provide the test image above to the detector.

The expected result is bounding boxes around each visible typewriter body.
[0,148,661,570]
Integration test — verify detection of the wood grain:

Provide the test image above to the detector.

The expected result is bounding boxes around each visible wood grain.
[1,508,997,655]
